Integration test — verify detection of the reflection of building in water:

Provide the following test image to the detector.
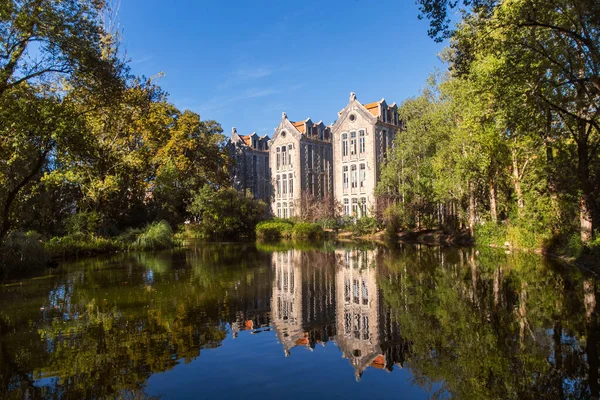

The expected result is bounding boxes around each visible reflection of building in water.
[229,262,273,338]
[271,250,337,355]
[269,247,407,377]
[271,250,305,355]
[334,248,405,380]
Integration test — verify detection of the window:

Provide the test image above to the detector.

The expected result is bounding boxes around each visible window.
[289,202,294,217]
[289,173,293,196]
[307,144,313,169]
[359,130,365,153]
[353,279,360,304]
[283,202,287,218]
[383,130,388,159]
[277,202,281,218]
[351,165,357,189]
[288,144,292,167]
[282,146,287,166]
[320,147,325,171]
[276,148,280,170]
[282,174,287,195]
[308,173,314,195]
[252,155,257,177]
[344,198,350,215]
[350,131,357,155]
[359,163,366,189]
[342,133,348,157]
[264,156,269,176]
[360,197,367,216]
[352,198,358,216]
[276,176,281,198]
[343,166,349,191]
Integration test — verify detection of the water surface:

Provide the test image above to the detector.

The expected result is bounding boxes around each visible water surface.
[1,242,598,399]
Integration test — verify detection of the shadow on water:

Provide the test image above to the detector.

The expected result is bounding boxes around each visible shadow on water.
[0,241,597,399]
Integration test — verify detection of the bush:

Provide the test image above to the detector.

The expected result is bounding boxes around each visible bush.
[474,222,508,247]
[65,211,101,235]
[188,186,268,240]
[292,222,323,240]
[256,220,294,240]
[350,217,380,236]
[0,231,49,272]
[131,220,173,250]
[45,233,121,257]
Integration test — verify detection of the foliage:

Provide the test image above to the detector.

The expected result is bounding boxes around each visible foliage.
[131,221,173,250]
[349,217,380,236]
[187,186,267,240]
[0,231,48,274]
[45,233,121,258]
[291,222,324,240]
[255,220,295,240]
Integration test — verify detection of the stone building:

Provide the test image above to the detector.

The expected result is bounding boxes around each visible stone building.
[228,128,271,202]
[331,93,401,217]
[268,112,333,218]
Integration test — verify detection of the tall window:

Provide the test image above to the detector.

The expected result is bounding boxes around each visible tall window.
[320,147,325,171]
[343,166,349,191]
[264,156,269,176]
[289,174,293,196]
[307,145,313,169]
[350,132,357,155]
[276,148,280,170]
[342,133,348,157]
[359,163,366,189]
[344,198,350,216]
[383,131,388,159]
[359,130,365,153]
[276,176,281,198]
[277,202,281,218]
[289,202,294,217]
[360,197,367,216]
[288,144,292,167]
[283,202,287,218]
[352,198,359,216]
[282,174,287,195]
[282,146,287,166]
[351,165,357,189]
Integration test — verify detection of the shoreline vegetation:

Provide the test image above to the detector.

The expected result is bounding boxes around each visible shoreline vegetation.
[1,2,598,277]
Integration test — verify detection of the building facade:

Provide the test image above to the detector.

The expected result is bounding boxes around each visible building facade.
[229,92,400,217]
[268,112,333,218]
[228,128,271,202]
[331,92,400,217]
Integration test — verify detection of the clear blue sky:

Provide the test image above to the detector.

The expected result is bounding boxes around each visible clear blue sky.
[118,0,446,137]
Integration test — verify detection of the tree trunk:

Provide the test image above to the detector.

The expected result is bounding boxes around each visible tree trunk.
[577,137,595,243]
[511,150,524,211]
[468,180,476,235]
[489,178,498,223]
[0,149,49,245]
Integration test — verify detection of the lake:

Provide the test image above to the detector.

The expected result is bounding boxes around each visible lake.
[0,241,598,399]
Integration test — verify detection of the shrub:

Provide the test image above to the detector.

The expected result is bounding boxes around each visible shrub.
[65,211,101,235]
[291,222,323,240]
[132,220,173,250]
[45,233,121,257]
[256,220,294,240]
[188,186,268,239]
[0,231,48,272]
[474,222,508,247]
[351,217,380,236]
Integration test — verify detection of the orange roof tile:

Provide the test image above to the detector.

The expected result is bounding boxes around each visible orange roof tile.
[292,121,306,134]
[240,135,252,146]
[364,101,380,117]
[370,354,386,369]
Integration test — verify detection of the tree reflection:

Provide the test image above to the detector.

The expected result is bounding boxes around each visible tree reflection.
[380,245,599,399]
[0,243,597,399]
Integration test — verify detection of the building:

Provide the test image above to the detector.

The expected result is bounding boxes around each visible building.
[331,92,400,217]
[229,92,401,217]
[269,112,333,218]
[228,128,271,202]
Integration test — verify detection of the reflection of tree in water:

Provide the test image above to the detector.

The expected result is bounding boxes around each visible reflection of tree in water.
[379,244,599,399]
[0,243,597,398]
[0,245,271,399]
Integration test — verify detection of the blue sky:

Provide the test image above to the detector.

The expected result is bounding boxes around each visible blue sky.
[118,0,446,137]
